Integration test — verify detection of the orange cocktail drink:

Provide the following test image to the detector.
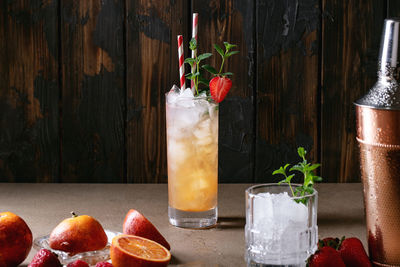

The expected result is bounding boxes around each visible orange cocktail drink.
[166,89,218,228]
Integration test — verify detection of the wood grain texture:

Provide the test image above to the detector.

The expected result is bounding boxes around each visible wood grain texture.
[126,0,188,182]
[255,0,320,183]
[60,0,125,182]
[387,0,400,17]
[321,0,385,182]
[0,0,59,182]
[193,0,255,182]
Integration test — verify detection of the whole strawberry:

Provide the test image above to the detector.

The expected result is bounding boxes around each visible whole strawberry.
[339,237,372,267]
[67,260,89,267]
[28,249,62,267]
[308,246,346,267]
[95,262,113,267]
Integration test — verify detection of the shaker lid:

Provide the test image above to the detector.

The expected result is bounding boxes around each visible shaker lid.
[355,18,400,109]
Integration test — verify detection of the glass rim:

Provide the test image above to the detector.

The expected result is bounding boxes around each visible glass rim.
[246,183,318,200]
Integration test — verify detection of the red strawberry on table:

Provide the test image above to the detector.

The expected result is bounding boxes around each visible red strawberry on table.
[67,260,89,267]
[209,76,232,103]
[28,249,62,267]
[308,246,346,267]
[95,262,114,267]
[339,237,372,267]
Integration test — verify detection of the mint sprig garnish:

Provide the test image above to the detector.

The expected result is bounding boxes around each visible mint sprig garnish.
[205,42,239,76]
[184,39,238,96]
[272,147,322,203]
[184,38,212,95]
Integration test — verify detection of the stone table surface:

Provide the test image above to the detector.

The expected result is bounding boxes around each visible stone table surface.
[0,183,366,266]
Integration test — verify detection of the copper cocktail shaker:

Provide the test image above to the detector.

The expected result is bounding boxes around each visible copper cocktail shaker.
[355,18,400,267]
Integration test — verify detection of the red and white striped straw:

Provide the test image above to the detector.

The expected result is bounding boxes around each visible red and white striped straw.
[191,13,198,93]
[177,35,185,91]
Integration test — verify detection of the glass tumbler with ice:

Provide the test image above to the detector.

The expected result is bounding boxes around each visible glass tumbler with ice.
[245,184,318,267]
[166,85,218,228]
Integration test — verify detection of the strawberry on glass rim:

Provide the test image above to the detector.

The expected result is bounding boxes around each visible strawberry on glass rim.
[209,76,232,103]
[184,40,238,103]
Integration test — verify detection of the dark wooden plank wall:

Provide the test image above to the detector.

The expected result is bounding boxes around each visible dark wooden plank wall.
[255,0,319,183]
[0,0,397,183]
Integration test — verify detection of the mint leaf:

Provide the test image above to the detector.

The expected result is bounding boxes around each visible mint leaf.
[273,147,322,201]
[225,51,239,58]
[307,163,321,171]
[298,147,306,158]
[198,76,210,86]
[314,176,323,182]
[214,44,224,57]
[197,53,212,61]
[224,41,237,51]
[202,64,218,74]
[283,163,290,171]
[184,58,196,67]
[189,38,197,50]
[272,166,286,176]
[286,174,295,182]
[289,165,303,172]
[199,80,209,86]
[184,58,195,64]
[222,72,233,76]
[185,72,200,80]
[278,179,286,185]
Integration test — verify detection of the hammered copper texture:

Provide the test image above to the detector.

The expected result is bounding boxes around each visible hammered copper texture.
[357,105,400,266]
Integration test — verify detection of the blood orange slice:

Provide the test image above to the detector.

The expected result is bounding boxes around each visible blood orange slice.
[110,234,171,267]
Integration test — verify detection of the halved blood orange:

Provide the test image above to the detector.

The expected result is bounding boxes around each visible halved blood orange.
[110,234,171,267]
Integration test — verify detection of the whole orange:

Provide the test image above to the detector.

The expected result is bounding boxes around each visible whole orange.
[0,212,32,267]
[49,212,107,254]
